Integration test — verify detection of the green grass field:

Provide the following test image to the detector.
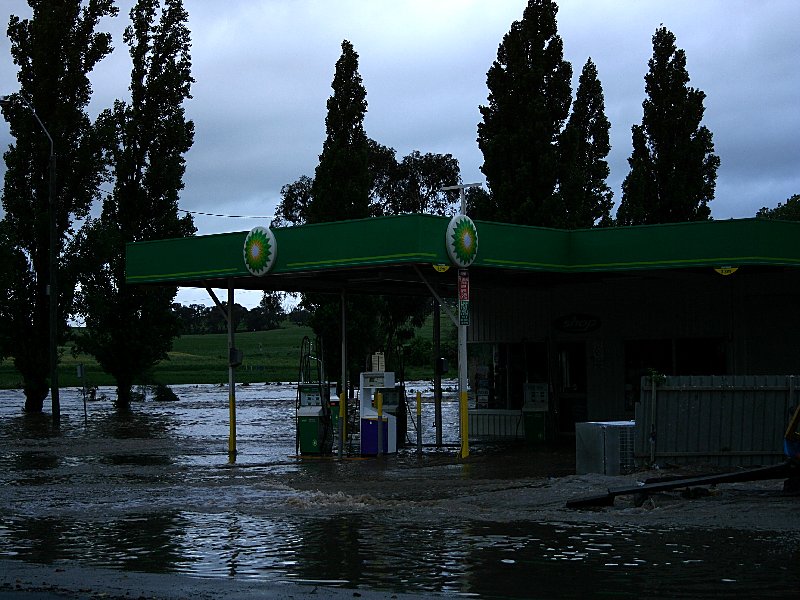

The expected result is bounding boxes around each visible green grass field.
[0,316,452,389]
[0,324,315,389]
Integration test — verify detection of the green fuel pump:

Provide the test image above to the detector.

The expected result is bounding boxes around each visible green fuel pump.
[295,336,333,455]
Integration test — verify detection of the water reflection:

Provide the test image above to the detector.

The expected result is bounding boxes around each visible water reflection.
[0,412,62,440]
[102,454,172,467]
[3,512,797,598]
[12,451,60,471]
[86,407,174,440]
[291,517,366,586]
[102,512,187,572]
[2,513,188,573]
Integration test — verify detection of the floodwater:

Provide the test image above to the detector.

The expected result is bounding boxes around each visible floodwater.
[1,383,798,598]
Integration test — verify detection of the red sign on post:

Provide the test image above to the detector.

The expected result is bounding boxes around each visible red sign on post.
[458,269,470,325]
[458,269,469,301]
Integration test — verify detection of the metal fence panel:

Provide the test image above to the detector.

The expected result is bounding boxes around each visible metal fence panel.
[469,409,525,440]
[634,375,798,467]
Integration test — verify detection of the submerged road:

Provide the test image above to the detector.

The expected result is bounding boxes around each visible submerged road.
[1,384,798,599]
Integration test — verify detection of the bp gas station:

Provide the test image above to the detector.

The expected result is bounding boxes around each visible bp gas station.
[126,213,800,464]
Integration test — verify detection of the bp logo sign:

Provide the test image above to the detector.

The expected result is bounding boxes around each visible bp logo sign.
[243,226,277,276]
[446,215,478,267]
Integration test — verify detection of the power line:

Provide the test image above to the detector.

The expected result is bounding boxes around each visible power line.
[178,208,274,219]
[1,180,276,221]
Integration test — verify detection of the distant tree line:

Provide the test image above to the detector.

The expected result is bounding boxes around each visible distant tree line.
[170,293,309,335]
[757,194,800,221]
[0,0,794,413]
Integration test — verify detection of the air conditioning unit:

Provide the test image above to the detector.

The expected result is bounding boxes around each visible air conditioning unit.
[575,421,635,476]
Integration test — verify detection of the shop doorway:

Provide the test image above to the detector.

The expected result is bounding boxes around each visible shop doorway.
[555,342,587,433]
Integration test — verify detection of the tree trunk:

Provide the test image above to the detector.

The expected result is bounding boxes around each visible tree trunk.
[19,356,48,413]
[115,383,133,412]
[23,384,47,413]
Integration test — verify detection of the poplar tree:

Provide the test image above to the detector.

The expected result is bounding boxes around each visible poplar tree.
[75,0,195,409]
[476,0,572,226]
[556,58,613,228]
[277,40,462,382]
[308,40,371,224]
[617,27,720,225]
[0,222,23,361]
[1,0,116,412]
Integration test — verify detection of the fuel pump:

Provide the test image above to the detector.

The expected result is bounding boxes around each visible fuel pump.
[359,368,397,455]
[295,336,333,455]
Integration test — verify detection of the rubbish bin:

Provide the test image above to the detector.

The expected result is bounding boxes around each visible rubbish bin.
[523,410,546,443]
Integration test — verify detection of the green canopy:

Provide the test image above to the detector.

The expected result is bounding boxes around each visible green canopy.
[126,214,800,294]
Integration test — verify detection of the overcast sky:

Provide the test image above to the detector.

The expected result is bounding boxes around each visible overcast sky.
[2,0,798,307]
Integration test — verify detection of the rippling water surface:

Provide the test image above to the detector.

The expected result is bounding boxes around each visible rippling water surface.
[1,383,798,598]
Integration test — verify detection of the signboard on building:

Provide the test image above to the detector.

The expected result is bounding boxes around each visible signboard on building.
[554,313,601,333]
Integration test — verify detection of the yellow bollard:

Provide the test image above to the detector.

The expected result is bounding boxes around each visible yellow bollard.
[459,391,469,459]
[338,391,346,457]
[376,391,384,456]
[228,390,237,463]
[416,390,423,452]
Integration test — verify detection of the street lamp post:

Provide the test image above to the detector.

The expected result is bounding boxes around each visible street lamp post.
[1,93,59,421]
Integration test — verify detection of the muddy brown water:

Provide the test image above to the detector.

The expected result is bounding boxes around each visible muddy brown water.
[1,384,798,598]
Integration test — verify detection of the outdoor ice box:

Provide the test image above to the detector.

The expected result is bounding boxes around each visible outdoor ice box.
[575,421,635,476]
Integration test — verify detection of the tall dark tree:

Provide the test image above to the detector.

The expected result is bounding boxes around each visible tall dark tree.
[476,0,572,226]
[0,221,26,362]
[274,40,462,383]
[273,175,313,226]
[275,139,395,226]
[366,138,399,212]
[75,0,195,409]
[1,0,116,412]
[377,151,460,216]
[617,27,720,225]
[556,58,613,228]
[756,194,800,221]
[307,40,371,224]
[465,186,496,221]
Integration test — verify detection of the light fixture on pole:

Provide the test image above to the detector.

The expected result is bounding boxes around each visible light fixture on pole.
[441,182,482,216]
[0,92,59,421]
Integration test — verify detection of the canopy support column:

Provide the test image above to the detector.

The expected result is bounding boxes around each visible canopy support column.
[206,282,238,463]
[227,284,237,462]
[339,289,347,458]
[433,302,443,447]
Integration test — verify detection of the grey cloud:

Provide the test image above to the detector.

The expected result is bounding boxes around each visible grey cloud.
[1,0,798,231]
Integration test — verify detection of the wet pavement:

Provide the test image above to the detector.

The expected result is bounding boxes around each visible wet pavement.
[1,383,799,598]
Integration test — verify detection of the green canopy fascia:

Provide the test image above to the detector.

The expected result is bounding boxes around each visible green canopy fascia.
[126,214,800,286]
